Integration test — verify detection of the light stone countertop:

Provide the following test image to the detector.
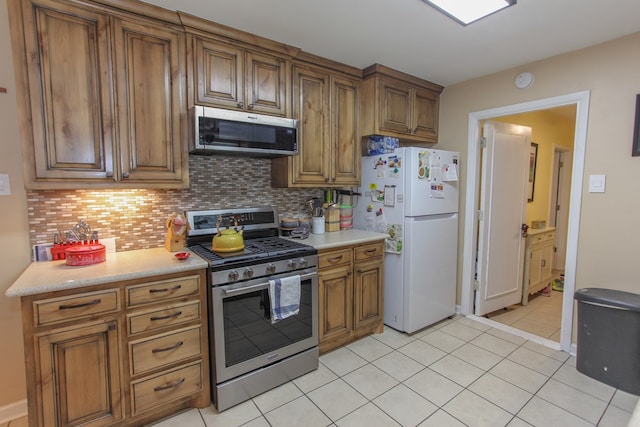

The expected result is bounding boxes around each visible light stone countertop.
[288,229,387,250]
[7,230,387,298]
[6,247,208,298]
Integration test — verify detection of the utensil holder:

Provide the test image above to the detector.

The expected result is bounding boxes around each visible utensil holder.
[312,217,325,234]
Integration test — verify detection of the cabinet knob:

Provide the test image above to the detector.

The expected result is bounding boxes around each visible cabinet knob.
[122,172,130,179]
[248,104,254,110]
[106,171,113,178]
[237,102,244,109]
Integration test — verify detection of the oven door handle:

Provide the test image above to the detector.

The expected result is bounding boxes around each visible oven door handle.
[223,272,316,296]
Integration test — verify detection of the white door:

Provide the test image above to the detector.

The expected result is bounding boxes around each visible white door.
[475,121,531,316]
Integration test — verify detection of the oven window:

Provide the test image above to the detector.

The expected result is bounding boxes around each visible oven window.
[222,281,313,367]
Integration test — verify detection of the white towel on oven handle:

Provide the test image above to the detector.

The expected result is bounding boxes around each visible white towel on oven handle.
[268,275,300,323]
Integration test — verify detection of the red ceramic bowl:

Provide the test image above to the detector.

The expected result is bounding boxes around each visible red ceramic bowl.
[174,251,190,261]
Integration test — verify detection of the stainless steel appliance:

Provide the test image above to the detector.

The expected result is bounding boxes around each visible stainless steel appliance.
[192,106,298,157]
[185,207,318,411]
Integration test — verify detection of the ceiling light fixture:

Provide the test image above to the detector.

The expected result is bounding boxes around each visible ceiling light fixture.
[423,0,516,26]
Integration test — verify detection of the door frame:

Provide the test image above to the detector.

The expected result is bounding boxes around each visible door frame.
[460,90,590,354]
[549,145,572,270]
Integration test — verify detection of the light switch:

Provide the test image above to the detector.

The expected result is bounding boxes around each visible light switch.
[589,174,606,193]
[0,174,10,195]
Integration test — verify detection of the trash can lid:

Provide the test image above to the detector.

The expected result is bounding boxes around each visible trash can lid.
[574,288,640,312]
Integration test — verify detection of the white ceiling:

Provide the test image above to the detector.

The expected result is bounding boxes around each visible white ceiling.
[142,0,640,87]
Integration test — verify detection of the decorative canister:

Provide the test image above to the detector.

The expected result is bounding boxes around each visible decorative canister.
[65,244,106,266]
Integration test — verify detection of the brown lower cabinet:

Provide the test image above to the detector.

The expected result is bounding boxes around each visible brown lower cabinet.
[318,241,384,353]
[20,270,210,427]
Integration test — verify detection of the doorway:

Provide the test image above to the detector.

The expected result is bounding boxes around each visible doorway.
[460,91,590,354]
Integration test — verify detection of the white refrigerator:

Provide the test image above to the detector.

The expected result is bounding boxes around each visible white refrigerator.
[354,147,459,333]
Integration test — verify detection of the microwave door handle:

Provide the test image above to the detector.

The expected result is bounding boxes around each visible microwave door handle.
[223,272,316,296]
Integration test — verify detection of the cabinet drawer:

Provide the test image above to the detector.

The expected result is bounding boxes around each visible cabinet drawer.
[127,301,201,336]
[319,249,352,269]
[129,326,202,375]
[354,242,384,262]
[127,276,200,307]
[33,289,119,327]
[131,361,203,415]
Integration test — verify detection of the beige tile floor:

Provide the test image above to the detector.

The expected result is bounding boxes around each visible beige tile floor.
[4,315,636,427]
[487,281,564,341]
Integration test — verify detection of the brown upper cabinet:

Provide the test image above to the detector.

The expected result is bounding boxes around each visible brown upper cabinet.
[192,38,290,117]
[9,0,189,189]
[271,60,361,188]
[180,12,299,118]
[361,64,444,144]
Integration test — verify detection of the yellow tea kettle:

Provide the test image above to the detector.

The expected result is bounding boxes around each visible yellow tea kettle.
[212,215,244,252]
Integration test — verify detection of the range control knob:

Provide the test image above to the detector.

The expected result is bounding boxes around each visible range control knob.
[298,258,308,268]
[243,267,254,279]
[287,259,297,269]
[266,263,276,274]
[228,270,239,282]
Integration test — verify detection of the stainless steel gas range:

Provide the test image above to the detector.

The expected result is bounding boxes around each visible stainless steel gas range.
[185,206,318,411]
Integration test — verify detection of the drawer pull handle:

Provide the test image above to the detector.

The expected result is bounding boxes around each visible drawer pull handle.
[153,377,185,392]
[151,340,184,353]
[364,249,377,254]
[150,311,183,321]
[149,285,182,293]
[327,255,344,263]
[59,298,101,310]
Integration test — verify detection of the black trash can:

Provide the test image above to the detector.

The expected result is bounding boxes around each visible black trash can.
[574,288,640,394]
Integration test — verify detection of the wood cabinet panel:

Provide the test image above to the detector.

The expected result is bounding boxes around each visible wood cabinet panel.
[291,65,330,185]
[318,265,353,344]
[413,87,439,140]
[21,269,209,426]
[127,275,200,307]
[17,0,115,182]
[354,259,383,331]
[271,64,359,187]
[318,242,384,353]
[10,0,189,189]
[34,289,120,326]
[36,321,123,427]
[332,76,360,185]
[127,300,200,335]
[361,64,443,144]
[130,361,204,415]
[245,50,288,115]
[113,17,186,184]
[522,229,556,304]
[193,36,289,116]
[129,326,202,375]
[196,38,243,108]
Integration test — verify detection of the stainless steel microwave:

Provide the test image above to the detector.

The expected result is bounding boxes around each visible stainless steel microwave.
[192,105,298,157]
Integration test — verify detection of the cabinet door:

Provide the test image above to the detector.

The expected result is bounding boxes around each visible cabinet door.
[245,51,288,116]
[37,321,122,427]
[528,245,543,287]
[113,18,186,185]
[331,76,360,186]
[378,79,412,135]
[196,38,243,109]
[318,266,353,344]
[18,0,115,183]
[290,66,330,185]
[353,259,383,331]
[412,87,439,142]
[539,242,555,283]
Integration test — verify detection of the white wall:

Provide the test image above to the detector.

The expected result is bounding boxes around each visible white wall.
[439,31,640,301]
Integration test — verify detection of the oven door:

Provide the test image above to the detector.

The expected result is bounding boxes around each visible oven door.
[211,269,318,383]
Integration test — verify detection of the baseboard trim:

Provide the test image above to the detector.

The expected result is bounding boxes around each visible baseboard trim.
[0,399,27,424]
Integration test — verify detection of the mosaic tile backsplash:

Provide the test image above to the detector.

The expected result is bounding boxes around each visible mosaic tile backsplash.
[27,156,325,252]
